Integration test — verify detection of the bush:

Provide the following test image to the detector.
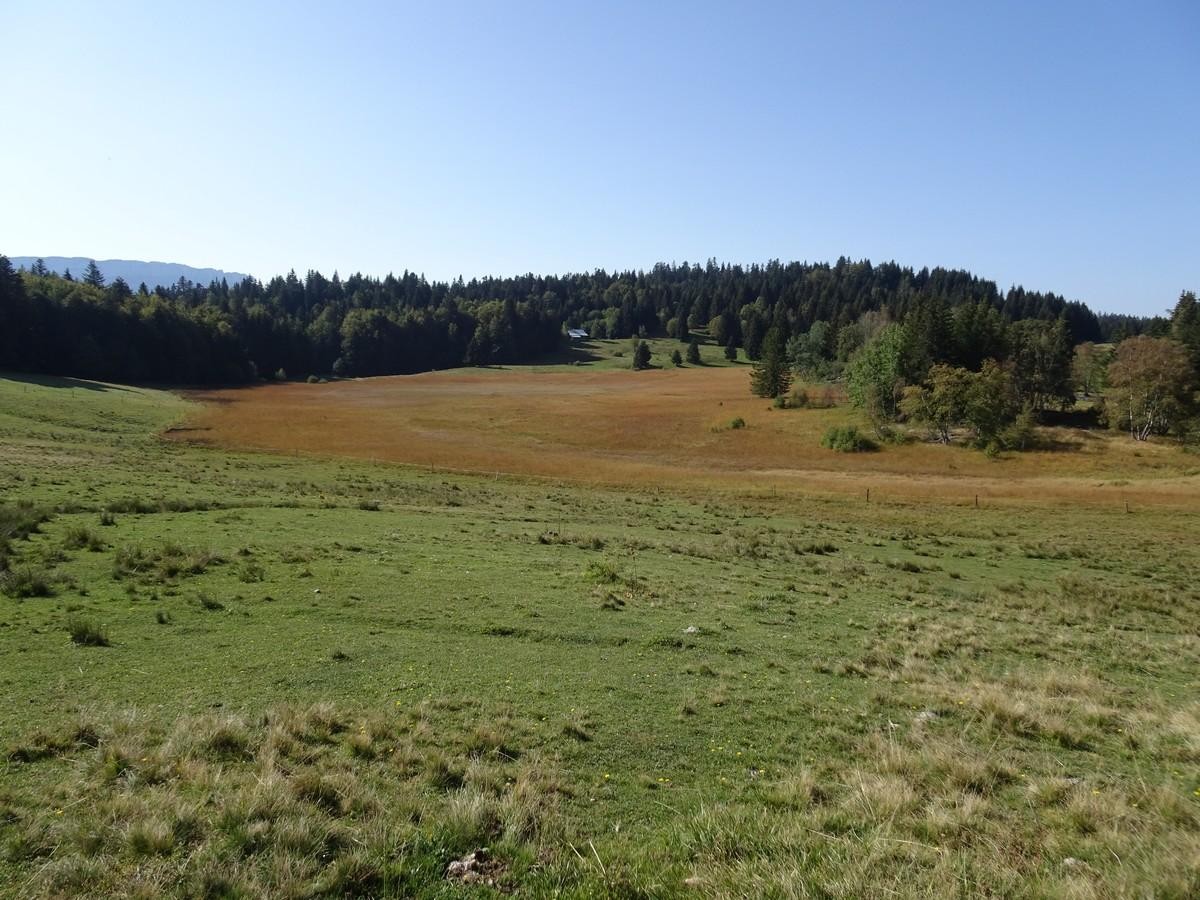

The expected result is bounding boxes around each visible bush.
[773,395,789,409]
[671,349,683,367]
[0,566,55,598]
[711,417,747,433]
[63,526,106,552]
[0,501,52,572]
[197,593,225,611]
[821,426,877,453]
[995,407,1037,452]
[67,616,110,647]
[306,375,319,384]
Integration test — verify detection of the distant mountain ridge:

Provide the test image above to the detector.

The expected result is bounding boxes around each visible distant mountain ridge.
[9,257,249,290]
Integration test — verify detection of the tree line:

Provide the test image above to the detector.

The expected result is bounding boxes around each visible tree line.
[748,289,1200,451]
[0,252,1179,386]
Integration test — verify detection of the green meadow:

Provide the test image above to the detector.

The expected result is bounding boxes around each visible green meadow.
[0,373,1197,898]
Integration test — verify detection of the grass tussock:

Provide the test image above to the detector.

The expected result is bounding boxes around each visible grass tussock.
[0,501,53,572]
[1,703,570,898]
[62,525,106,552]
[0,565,57,598]
[66,616,110,647]
[112,541,224,583]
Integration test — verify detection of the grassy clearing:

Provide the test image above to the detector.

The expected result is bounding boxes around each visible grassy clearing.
[0,371,1198,897]
[170,358,1200,508]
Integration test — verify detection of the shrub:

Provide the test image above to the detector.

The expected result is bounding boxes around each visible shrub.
[996,407,1037,452]
[197,593,224,611]
[306,375,319,384]
[67,616,110,647]
[63,526,105,552]
[0,501,52,572]
[821,426,877,453]
[238,560,266,583]
[98,510,116,527]
[0,566,55,598]
[671,349,683,367]
[730,417,746,430]
[773,395,789,409]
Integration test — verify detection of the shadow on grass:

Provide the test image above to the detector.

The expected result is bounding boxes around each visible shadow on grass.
[520,341,605,367]
[0,371,135,393]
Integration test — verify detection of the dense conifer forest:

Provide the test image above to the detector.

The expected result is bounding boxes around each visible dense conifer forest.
[0,253,1178,385]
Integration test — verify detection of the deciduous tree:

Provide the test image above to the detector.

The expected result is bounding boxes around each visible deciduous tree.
[1106,336,1194,440]
[846,324,907,428]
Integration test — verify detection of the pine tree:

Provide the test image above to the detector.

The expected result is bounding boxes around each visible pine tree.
[82,259,105,287]
[686,338,701,365]
[632,339,652,370]
[724,340,738,361]
[31,258,48,276]
[750,328,792,397]
[671,349,683,367]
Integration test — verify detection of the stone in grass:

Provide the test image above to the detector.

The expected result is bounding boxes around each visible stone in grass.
[683,625,699,634]
[446,847,500,885]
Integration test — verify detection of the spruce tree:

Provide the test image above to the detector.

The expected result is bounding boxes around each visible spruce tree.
[686,338,701,365]
[632,339,652,370]
[83,259,105,287]
[750,328,792,397]
[724,340,738,361]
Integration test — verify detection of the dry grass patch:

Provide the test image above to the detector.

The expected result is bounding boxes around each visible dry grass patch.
[0,703,572,898]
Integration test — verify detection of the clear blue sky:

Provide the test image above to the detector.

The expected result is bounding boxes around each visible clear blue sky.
[2,1,1196,315]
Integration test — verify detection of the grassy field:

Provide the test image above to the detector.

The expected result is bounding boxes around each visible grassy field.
[1,369,1198,898]
[174,337,1200,508]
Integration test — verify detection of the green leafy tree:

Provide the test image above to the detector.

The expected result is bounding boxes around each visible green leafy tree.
[750,328,792,398]
[846,324,907,428]
[900,364,973,443]
[1071,342,1111,396]
[900,360,1021,449]
[1106,336,1195,440]
[965,361,1022,448]
[786,320,834,379]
